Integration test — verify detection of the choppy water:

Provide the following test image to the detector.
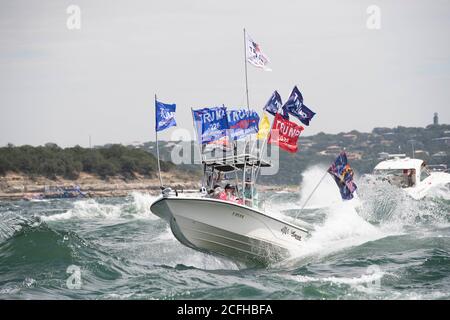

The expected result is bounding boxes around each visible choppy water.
[1,167,449,300]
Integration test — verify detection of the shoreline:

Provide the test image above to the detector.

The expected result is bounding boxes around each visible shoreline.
[0,171,199,200]
[0,172,299,201]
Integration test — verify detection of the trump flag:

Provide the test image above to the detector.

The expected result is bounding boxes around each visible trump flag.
[263,91,282,116]
[155,100,176,132]
[227,109,260,141]
[268,113,304,153]
[246,33,271,71]
[283,86,316,126]
[192,106,229,144]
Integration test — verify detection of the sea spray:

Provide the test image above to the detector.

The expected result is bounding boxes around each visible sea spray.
[42,192,160,221]
[271,166,395,264]
[298,165,342,209]
[357,175,450,229]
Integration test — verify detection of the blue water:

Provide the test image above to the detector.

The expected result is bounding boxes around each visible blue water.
[1,172,449,300]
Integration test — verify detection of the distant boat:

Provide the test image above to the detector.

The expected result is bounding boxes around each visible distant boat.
[372,154,450,199]
[23,185,87,201]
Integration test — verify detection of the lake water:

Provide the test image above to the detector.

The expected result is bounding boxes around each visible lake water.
[1,168,449,299]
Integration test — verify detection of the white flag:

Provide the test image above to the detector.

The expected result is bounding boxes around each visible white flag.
[246,33,271,71]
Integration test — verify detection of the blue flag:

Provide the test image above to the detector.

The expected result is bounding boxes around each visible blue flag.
[264,91,282,116]
[283,86,316,126]
[227,109,260,141]
[264,90,289,119]
[281,103,290,120]
[328,152,357,200]
[155,100,176,132]
[192,106,229,144]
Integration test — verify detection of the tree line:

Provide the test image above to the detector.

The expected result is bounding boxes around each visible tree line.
[0,143,174,180]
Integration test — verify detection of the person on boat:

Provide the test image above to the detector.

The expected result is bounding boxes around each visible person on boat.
[222,184,234,201]
[219,184,242,204]
[211,184,223,199]
[407,169,415,187]
[402,169,409,187]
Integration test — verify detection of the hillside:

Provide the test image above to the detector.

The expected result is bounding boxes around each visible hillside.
[1,124,448,188]
[137,124,450,185]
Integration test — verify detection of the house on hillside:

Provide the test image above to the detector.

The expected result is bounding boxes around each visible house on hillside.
[414,150,429,157]
[432,151,447,158]
[317,145,343,156]
[380,140,393,146]
[346,152,363,160]
[342,134,357,141]
[432,137,450,146]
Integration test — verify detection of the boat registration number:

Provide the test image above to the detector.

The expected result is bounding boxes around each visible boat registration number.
[232,212,245,219]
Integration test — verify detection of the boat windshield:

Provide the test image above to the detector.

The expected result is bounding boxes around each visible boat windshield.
[373,169,416,188]
[420,168,430,182]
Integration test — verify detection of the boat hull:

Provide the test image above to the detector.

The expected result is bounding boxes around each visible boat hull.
[400,172,450,200]
[150,196,308,265]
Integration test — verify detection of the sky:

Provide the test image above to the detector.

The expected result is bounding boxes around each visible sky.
[0,0,449,147]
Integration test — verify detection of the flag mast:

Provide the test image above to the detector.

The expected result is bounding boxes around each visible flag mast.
[243,28,250,111]
[242,28,251,204]
[155,94,164,188]
[293,170,328,222]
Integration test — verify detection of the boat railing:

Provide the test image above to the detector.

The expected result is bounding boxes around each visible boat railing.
[197,153,272,172]
[161,187,207,198]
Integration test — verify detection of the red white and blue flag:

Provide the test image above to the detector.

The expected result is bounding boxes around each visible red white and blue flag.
[246,33,271,71]
[227,109,260,141]
[328,152,358,200]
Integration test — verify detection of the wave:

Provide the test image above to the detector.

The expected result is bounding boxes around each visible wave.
[0,220,134,298]
[357,176,450,228]
[42,192,159,222]
[0,212,41,244]
[270,166,450,267]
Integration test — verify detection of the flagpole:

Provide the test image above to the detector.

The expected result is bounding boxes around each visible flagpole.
[293,170,328,222]
[191,108,206,190]
[155,94,163,188]
[243,28,252,200]
[243,28,250,111]
[254,98,282,182]
[253,118,275,184]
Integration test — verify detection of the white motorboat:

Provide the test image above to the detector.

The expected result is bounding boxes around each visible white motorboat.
[150,154,309,266]
[373,154,450,200]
